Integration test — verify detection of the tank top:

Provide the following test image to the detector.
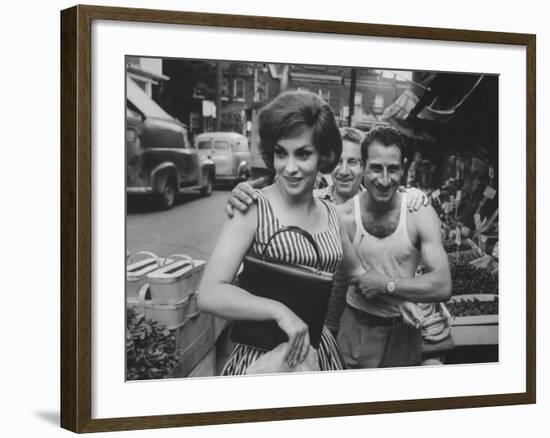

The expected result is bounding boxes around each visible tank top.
[346,192,421,317]
[251,190,343,274]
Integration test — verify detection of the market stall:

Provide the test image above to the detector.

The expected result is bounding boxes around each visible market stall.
[386,73,500,364]
[125,251,226,379]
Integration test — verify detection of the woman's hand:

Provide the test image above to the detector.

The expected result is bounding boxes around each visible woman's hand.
[399,301,423,329]
[274,305,310,368]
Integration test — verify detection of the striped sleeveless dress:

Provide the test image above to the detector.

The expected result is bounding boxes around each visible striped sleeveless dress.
[222,190,346,375]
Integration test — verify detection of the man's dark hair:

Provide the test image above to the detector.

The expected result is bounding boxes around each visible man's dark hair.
[360,126,407,164]
[258,91,342,173]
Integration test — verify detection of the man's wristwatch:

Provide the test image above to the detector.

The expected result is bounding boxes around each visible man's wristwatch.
[385,279,397,295]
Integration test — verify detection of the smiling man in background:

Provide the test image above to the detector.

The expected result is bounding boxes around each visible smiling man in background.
[312,127,366,205]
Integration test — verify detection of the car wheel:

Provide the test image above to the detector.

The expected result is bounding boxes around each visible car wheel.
[159,177,177,209]
[200,173,213,197]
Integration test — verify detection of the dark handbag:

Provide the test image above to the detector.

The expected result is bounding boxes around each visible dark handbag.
[231,226,334,350]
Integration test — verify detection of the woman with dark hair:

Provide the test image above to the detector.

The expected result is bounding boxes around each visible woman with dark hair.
[198,91,366,375]
[257,91,343,175]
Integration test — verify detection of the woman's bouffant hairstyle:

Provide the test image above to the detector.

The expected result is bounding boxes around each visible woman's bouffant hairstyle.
[258,91,342,174]
[360,125,408,164]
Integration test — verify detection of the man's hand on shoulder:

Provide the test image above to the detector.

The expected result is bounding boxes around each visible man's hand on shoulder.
[400,186,429,212]
[225,179,261,218]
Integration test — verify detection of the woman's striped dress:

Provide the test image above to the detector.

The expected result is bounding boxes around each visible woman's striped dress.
[222,190,346,375]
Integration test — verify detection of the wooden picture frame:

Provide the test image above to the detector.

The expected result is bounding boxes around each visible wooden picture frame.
[60,4,536,433]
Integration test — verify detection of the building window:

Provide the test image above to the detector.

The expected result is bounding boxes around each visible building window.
[193,85,206,99]
[374,93,385,113]
[354,92,363,114]
[255,76,269,103]
[234,79,245,100]
[189,113,201,132]
[221,78,230,100]
[319,89,330,102]
[256,82,268,102]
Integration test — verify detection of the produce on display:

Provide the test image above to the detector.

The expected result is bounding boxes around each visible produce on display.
[425,147,498,257]
[126,306,179,380]
[446,296,498,317]
[443,241,471,253]
[450,261,498,296]
[411,147,500,325]
[418,303,452,343]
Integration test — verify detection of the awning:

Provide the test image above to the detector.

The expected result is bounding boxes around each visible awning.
[381,89,419,121]
[416,75,485,122]
[126,77,174,120]
[387,118,435,143]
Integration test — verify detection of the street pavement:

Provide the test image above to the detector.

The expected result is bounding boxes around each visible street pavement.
[126,190,229,262]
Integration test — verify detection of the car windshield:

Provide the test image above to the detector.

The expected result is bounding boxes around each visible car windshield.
[214,141,230,150]
[197,141,212,150]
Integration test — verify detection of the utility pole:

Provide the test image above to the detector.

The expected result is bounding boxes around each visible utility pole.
[347,67,357,127]
[215,61,222,131]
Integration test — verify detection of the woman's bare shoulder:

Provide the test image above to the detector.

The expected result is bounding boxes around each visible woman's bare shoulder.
[226,200,258,235]
[259,184,277,197]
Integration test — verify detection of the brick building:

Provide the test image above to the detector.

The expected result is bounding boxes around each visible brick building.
[285,65,411,128]
[135,57,412,142]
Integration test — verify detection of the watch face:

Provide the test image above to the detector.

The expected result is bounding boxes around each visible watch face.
[386,281,396,294]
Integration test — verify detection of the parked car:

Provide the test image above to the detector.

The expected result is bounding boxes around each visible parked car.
[126,108,215,209]
[195,132,251,185]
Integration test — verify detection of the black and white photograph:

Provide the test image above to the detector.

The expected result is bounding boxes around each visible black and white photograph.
[125,57,499,380]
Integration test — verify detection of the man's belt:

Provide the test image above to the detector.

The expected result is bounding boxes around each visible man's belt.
[348,305,403,327]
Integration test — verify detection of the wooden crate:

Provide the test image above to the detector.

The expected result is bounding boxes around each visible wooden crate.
[168,312,215,378]
[213,316,230,341]
[448,294,498,346]
[188,347,216,378]
[446,241,484,264]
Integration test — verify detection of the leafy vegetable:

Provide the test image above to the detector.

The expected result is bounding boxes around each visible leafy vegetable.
[126,306,179,380]
[443,241,471,253]
[446,296,498,317]
[450,261,498,296]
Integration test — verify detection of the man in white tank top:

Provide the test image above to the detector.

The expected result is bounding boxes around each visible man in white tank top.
[335,127,452,368]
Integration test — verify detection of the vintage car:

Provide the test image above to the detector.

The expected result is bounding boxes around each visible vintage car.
[126,108,215,209]
[195,132,251,185]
